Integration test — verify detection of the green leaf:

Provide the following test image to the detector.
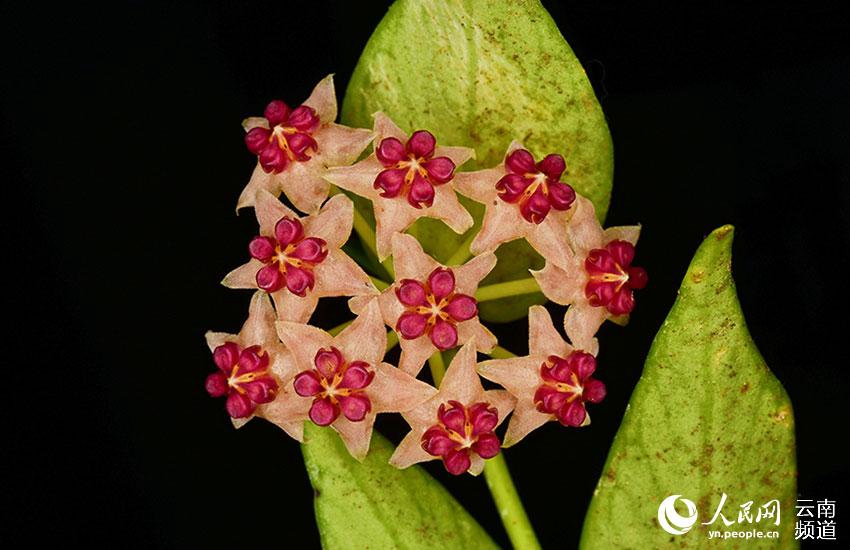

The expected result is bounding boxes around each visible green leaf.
[342,0,611,322]
[302,422,498,550]
[580,226,797,548]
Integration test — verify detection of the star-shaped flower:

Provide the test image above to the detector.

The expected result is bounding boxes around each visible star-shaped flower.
[238,75,373,214]
[204,291,309,440]
[389,341,515,476]
[531,196,647,351]
[453,142,578,268]
[350,233,497,376]
[276,300,437,460]
[324,112,474,260]
[478,306,606,447]
[223,190,378,323]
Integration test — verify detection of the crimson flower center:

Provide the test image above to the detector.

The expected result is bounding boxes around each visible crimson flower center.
[249,216,328,297]
[373,130,456,209]
[495,149,576,223]
[420,400,501,476]
[293,346,375,426]
[533,352,606,428]
[584,239,648,315]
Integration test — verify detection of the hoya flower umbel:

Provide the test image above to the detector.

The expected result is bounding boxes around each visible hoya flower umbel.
[238,75,373,213]
[497,149,576,224]
[248,216,327,296]
[478,306,605,446]
[277,301,436,460]
[532,196,647,351]
[390,341,515,475]
[223,191,377,323]
[349,233,497,375]
[374,130,457,208]
[245,100,319,174]
[421,401,502,475]
[293,346,375,426]
[534,351,606,428]
[206,342,278,418]
[396,267,478,351]
[584,239,648,315]
[325,112,474,260]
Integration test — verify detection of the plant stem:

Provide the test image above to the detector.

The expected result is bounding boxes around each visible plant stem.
[475,278,541,302]
[369,276,389,291]
[328,319,352,336]
[483,455,541,550]
[488,345,518,359]
[426,349,540,550]
[386,330,399,352]
[445,230,478,266]
[330,185,395,279]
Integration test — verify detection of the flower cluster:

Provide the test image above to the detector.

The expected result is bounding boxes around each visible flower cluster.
[204,76,647,474]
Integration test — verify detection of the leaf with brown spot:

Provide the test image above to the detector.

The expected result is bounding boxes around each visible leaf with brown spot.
[581,226,797,548]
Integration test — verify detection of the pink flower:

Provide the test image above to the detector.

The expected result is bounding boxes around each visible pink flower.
[204,292,309,440]
[222,190,378,323]
[390,342,515,476]
[531,196,647,350]
[238,75,373,214]
[478,306,605,446]
[276,300,437,460]
[324,112,474,260]
[453,141,578,268]
[350,233,497,375]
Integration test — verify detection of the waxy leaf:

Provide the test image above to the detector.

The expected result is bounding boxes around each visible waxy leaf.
[581,226,797,548]
[302,422,497,549]
[342,0,612,322]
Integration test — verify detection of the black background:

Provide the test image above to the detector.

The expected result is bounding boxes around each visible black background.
[3,1,849,547]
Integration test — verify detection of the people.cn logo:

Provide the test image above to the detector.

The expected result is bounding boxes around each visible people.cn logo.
[658,495,698,535]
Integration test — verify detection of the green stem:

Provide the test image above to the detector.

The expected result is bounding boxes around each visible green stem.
[426,349,540,550]
[445,230,478,266]
[386,330,399,352]
[475,278,540,302]
[328,320,352,336]
[370,276,390,291]
[330,185,395,279]
[488,345,518,359]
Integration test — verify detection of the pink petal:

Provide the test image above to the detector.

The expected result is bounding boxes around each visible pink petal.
[389,430,434,470]
[331,413,376,461]
[430,318,458,351]
[272,289,319,324]
[437,341,484,404]
[274,217,304,247]
[472,433,501,459]
[293,371,322,397]
[312,124,374,167]
[420,186,474,236]
[528,210,574,268]
[390,233,441,280]
[301,74,337,123]
[407,130,436,158]
[309,397,339,426]
[531,262,584,306]
[456,321,498,354]
[236,164,274,211]
[443,449,472,475]
[373,111,408,143]
[428,268,455,301]
[528,305,571,358]
[477,357,541,395]
[422,157,455,184]
[376,137,406,165]
[453,252,498,295]
[505,148,536,174]
[397,312,428,339]
[338,394,371,422]
[567,196,604,255]
[275,321,334,375]
[226,392,256,418]
[445,294,477,321]
[254,189,299,235]
[433,145,475,168]
[274,160,331,215]
[502,402,553,447]
[245,127,271,155]
[323,157,384,201]
[222,259,264,290]
[303,194,354,249]
[264,100,290,126]
[602,225,641,247]
[396,279,427,306]
[537,153,566,180]
[397,334,439,376]
[213,342,240,373]
[248,236,276,262]
[256,264,285,293]
[240,291,279,346]
[469,201,527,257]
[260,388,312,442]
[563,303,605,355]
[339,362,374,390]
[310,250,378,299]
[334,300,387,366]
[205,372,228,397]
[369,362,438,413]
[452,167,504,203]
[374,168,406,198]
